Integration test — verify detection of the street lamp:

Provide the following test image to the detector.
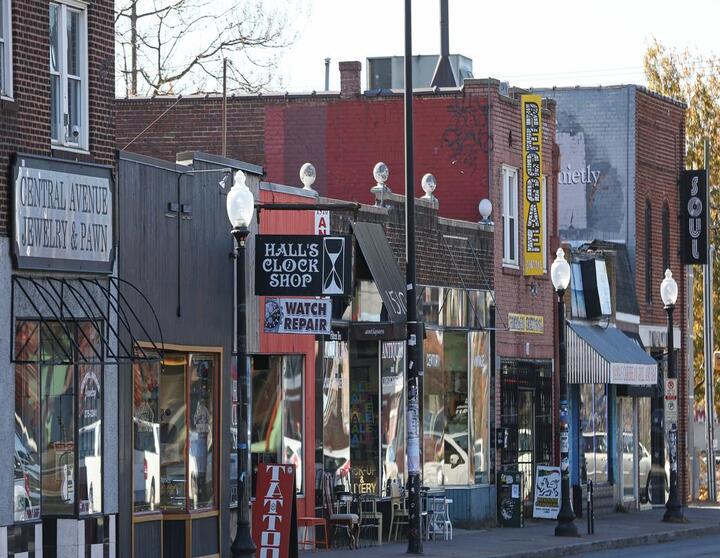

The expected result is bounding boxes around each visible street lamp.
[227,171,257,556]
[660,269,684,523]
[550,248,578,537]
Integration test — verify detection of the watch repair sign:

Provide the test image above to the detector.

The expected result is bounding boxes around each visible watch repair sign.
[255,235,351,296]
[264,298,332,335]
[252,464,298,558]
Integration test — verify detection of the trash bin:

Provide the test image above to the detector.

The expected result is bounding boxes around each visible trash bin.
[497,470,523,527]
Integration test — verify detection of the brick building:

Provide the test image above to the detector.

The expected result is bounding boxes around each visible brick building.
[536,86,688,510]
[116,62,561,519]
[1,0,119,555]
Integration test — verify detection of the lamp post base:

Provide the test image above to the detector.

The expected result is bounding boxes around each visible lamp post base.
[554,520,579,537]
[662,506,686,523]
[230,519,256,557]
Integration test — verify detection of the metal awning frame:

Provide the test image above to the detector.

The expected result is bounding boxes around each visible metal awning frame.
[11,275,164,365]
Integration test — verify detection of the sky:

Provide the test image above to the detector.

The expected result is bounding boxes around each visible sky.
[271,0,720,93]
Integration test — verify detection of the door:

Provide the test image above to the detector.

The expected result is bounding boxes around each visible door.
[619,397,635,503]
[518,389,535,511]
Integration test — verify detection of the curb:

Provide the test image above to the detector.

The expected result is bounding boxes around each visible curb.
[489,523,720,558]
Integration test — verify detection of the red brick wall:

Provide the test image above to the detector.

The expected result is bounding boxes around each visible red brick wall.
[0,0,115,236]
[634,88,688,499]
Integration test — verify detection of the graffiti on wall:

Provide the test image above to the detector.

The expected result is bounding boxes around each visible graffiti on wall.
[442,96,489,176]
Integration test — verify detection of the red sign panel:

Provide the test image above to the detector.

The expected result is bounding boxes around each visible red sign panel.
[252,464,298,558]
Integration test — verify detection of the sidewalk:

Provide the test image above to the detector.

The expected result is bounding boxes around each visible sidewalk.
[300,506,720,558]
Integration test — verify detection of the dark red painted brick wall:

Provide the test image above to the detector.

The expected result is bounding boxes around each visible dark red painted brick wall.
[0,0,115,237]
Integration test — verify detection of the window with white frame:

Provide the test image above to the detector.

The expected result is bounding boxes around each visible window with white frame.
[502,166,519,266]
[49,1,88,149]
[0,0,12,98]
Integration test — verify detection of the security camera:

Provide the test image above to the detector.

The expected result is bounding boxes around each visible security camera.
[71,125,80,138]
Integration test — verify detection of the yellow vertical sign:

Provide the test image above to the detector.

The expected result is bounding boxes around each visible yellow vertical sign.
[521,95,544,275]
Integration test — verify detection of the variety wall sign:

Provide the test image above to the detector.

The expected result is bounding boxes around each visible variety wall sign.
[680,169,707,265]
[11,154,114,273]
[255,235,352,296]
[521,95,545,276]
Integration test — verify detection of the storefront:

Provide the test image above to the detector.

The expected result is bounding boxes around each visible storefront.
[566,322,660,511]
[4,154,157,557]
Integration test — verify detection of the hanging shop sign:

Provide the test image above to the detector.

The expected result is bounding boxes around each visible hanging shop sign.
[252,463,298,558]
[521,95,545,276]
[314,210,330,235]
[11,154,114,273]
[264,297,332,335]
[255,235,351,296]
[532,465,561,519]
[679,169,707,265]
[507,313,544,334]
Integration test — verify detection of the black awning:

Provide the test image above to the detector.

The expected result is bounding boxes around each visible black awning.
[352,221,406,324]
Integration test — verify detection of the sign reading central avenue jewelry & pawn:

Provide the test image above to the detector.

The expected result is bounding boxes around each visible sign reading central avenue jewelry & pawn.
[11,154,114,273]
[521,95,545,276]
[255,235,351,296]
[252,463,298,558]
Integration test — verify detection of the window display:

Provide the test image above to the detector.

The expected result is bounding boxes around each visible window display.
[349,341,379,494]
[470,331,490,484]
[580,384,609,484]
[133,358,161,513]
[381,342,405,491]
[189,355,215,510]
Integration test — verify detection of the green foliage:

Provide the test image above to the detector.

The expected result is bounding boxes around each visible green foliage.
[644,39,720,415]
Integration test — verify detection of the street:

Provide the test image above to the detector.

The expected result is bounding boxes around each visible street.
[584,534,720,557]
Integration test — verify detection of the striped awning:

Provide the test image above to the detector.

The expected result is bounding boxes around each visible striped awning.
[566,322,658,385]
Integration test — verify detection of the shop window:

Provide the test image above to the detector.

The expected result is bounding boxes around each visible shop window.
[502,166,519,266]
[570,262,586,318]
[580,384,609,485]
[353,279,383,322]
[380,342,405,492]
[469,331,491,484]
[322,341,350,492]
[251,355,304,494]
[49,2,88,149]
[14,320,103,520]
[0,0,12,98]
[418,286,440,325]
[443,332,469,486]
[662,202,670,273]
[132,351,218,514]
[423,329,444,487]
[349,341,380,494]
[467,290,489,329]
[440,288,466,328]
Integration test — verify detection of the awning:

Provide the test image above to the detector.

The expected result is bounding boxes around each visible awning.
[352,221,406,324]
[566,322,658,386]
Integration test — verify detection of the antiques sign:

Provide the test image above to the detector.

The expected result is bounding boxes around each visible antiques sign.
[255,235,351,296]
[532,465,560,519]
[521,95,545,276]
[508,313,544,334]
[12,155,114,273]
[679,169,707,264]
[264,298,332,335]
[252,464,298,558]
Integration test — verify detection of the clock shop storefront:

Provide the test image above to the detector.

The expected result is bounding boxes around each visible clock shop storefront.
[4,154,161,558]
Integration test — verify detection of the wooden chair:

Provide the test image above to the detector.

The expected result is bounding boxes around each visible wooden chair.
[297,515,329,552]
[322,473,359,549]
[389,482,409,541]
[357,494,383,546]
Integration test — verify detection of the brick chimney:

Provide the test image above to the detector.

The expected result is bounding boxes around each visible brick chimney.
[339,61,361,99]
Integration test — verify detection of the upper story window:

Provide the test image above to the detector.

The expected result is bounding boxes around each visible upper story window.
[645,200,653,304]
[502,166,519,267]
[50,1,88,149]
[662,202,670,273]
[0,0,12,98]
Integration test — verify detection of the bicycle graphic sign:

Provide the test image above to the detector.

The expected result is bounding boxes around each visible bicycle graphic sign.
[533,465,561,519]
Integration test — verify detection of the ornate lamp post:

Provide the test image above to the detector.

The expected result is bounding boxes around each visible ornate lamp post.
[660,269,684,523]
[551,248,578,537]
[226,171,257,556]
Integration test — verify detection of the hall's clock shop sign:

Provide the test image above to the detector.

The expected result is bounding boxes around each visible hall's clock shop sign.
[12,154,114,273]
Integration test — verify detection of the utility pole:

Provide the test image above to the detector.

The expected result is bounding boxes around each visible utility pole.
[403,0,422,553]
[704,139,716,502]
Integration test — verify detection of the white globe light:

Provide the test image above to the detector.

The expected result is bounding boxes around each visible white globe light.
[660,269,678,307]
[479,198,493,221]
[551,247,571,292]
[373,162,389,185]
[300,162,317,191]
[226,171,255,229]
[421,173,436,197]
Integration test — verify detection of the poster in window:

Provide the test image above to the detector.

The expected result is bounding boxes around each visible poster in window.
[521,95,545,276]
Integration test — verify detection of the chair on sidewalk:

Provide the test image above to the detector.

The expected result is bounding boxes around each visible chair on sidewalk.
[389,482,409,541]
[358,494,383,546]
[297,515,329,552]
[322,473,359,549]
[426,492,453,541]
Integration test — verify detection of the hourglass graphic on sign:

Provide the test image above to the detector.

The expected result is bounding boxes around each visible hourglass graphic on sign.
[322,237,345,294]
